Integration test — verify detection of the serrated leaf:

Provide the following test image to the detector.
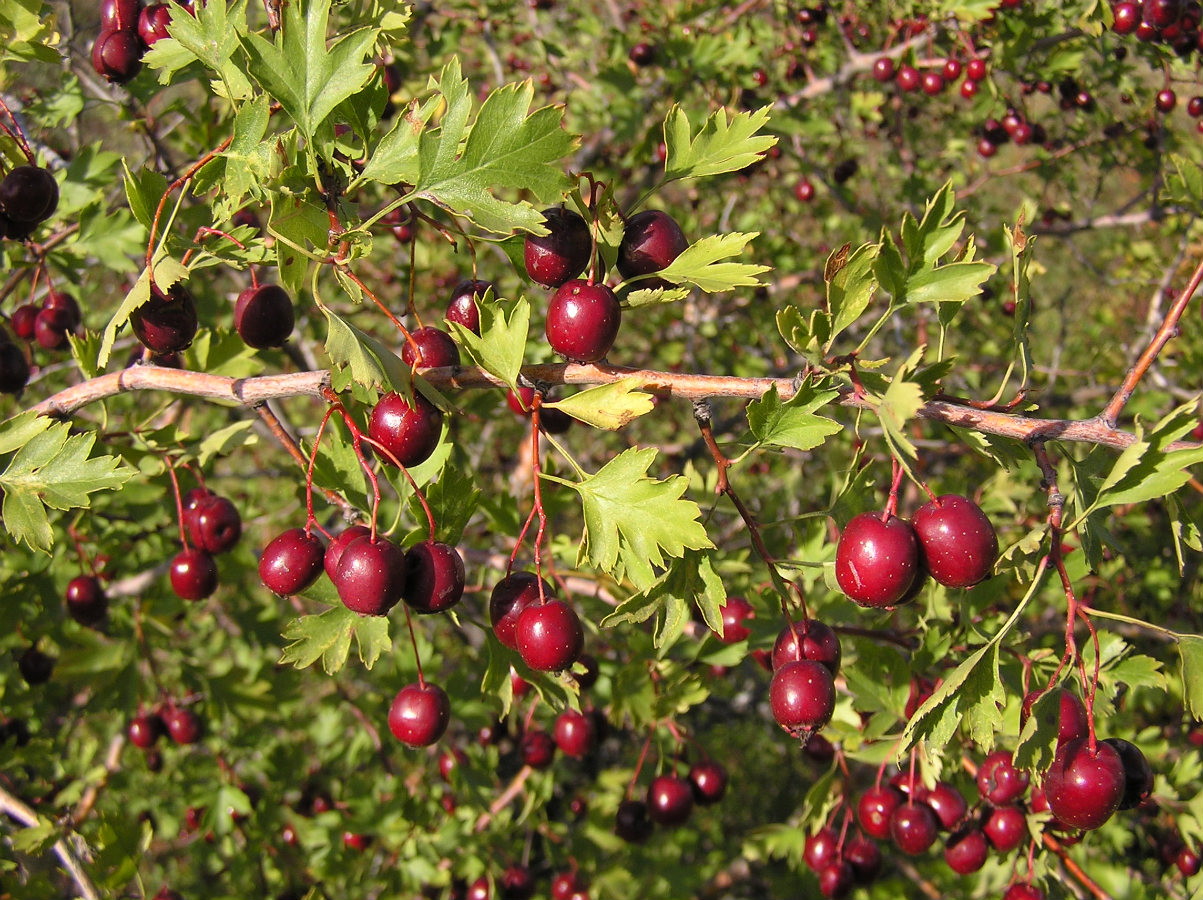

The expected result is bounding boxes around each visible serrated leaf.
[905,260,994,304]
[241,0,377,140]
[196,422,259,467]
[446,296,528,394]
[0,423,134,552]
[159,0,252,99]
[747,379,842,451]
[776,304,828,357]
[1179,635,1203,721]
[122,163,169,231]
[552,448,712,592]
[8,819,56,854]
[1014,687,1064,773]
[279,604,391,674]
[545,379,654,430]
[409,60,576,234]
[621,285,692,308]
[648,232,770,293]
[826,242,879,345]
[663,105,777,181]
[323,306,411,393]
[357,106,429,187]
[0,411,51,455]
[601,550,724,649]
[97,255,190,370]
[876,365,924,462]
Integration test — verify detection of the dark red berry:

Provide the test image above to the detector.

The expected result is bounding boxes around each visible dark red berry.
[1102,737,1154,810]
[367,391,443,468]
[234,284,294,349]
[189,494,241,554]
[489,571,554,650]
[18,645,54,685]
[553,709,596,758]
[1019,688,1088,745]
[923,781,966,830]
[890,800,939,855]
[499,864,535,900]
[0,343,29,393]
[0,165,58,224]
[130,284,198,355]
[520,729,555,768]
[944,827,989,874]
[92,29,144,84]
[445,279,492,335]
[983,804,1027,852]
[858,785,904,840]
[128,712,164,749]
[804,826,840,871]
[844,834,881,884]
[714,595,754,643]
[11,305,37,341]
[646,773,694,826]
[835,512,920,607]
[65,575,108,627]
[1042,737,1125,830]
[545,279,621,363]
[688,759,728,805]
[401,326,460,368]
[871,57,894,82]
[769,659,836,736]
[388,682,450,747]
[616,210,688,287]
[100,0,143,30]
[614,799,653,843]
[976,750,1029,805]
[402,540,466,614]
[138,3,173,44]
[259,528,325,596]
[771,619,841,674]
[323,524,371,580]
[515,600,584,671]
[911,495,998,588]
[525,207,592,288]
[629,42,656,67]
[162,706,202,744]
[331,534,406,616]
[170,548,219,600]
[33,306,73,350]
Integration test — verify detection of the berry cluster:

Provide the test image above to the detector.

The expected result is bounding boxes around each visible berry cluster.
[92,0,184,85]
[169,486,241,601]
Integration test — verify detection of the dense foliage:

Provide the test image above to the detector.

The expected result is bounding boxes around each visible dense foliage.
[3,1,1203,899]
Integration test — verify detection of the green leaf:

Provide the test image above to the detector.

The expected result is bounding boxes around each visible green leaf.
[1165,154,1203,213]
[1179,635,1203,721]
[663,105,777,181]
[122,163,169,231]
[409,60,577,234]
[553,448,713,592]
[157,0,252,99]
[621,285,692,309]
[446,296,529,395]
[0,411,51,455]
[776,304,829,358]
[875,358,925,463]
[357,106,430,187]
[97,255,190,370]
[601,550,725,650]
[0,423,135,552]
[826,242,879,345]
[323,306,411,393]
[746,379,842,451]
[241,0,378,141]
[545,379,655,430]
[279,603,391,674]
[647,232,770,293]
[905,260,995,304]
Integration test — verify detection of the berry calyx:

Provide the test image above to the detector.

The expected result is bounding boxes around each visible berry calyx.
[834,512,920,607]
[402,540,466,614]
[525,207,592,288]
[367,391,444,468]
[388,682,450,747]
[545,279,622,363]
[259,528,325,596]
[515,599,584,671]
[911,494,998,588]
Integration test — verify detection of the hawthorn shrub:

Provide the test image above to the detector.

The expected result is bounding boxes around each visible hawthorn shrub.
[3,2,1203,899]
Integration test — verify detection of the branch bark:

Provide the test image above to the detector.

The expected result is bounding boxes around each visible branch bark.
[30,361,1177,455]
[0,783,100,900]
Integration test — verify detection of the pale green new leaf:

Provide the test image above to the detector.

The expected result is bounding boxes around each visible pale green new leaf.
[356,107,429,187]
[746,381,842,451]
[826,242,879,346]
[241,0,377,140]
[622,285,692,308]
[776,304,830,358]
[876,367,924,462]
[410,61,576,234]
[323,306,411,393]
[0,411,51,455]
[556,448,713,591]
[545,379,655,430]
[0,423,134,552]
[446,297,529,395]
[649,232,770,292]
[905,260,995,304]
[97,255,190,369]
[663,105,777,181]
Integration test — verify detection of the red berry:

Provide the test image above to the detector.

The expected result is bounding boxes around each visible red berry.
[65,575,108,627]
[521,729,555,768]
[259,528,325,596]
[983,804,1027,852]
[944,826,989,874]
[857,785,904,840]
[714,595,754,643]
[525,207,592,288]
[890,800,939,855]
[234,284,294,349]
[367,391,443,468]
[771,619,841,674]
[128,712,164,749]
[162,706,202,744]
[911,495,998,588]
[646,773,694,826]
[616,209,688,287]
[545,279,621,362]
[388,682,450,747]
[489,571,554,650]
[445,279,492,335]
[976,750,1030,805]
[515,600,584,671]
[170,548,219,600]
[688,759,728,805]
[834,512,920,607]
[614,799,653,843]
[769,659,836,736]
[402,540,466,614]
[331,534,406,616]
[401,326,460,369]
[553,709,596,758]
[804,826,840,871]
[1042,737,1125,830]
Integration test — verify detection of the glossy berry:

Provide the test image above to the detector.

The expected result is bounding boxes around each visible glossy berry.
[65,575,108,627]
[131,284,198,355]
[1189,96,1203,118]
[976,750,1029,804]
[912,495,998,588]
[890,800,939,855]
[402,540,466,614]
[44,290,81,329]
[871,57,895,82]
[614,799,653,843]
[401,326,460,368]
[163,706,203,744]
[628,42,656,67]
[923,781,966,830]
[11,304,37,340]
[818,861,854,899]
[259,528,325,596]
[467,877,491,900]
[616,210,688,287]
[965,58,987,81]
[794,179,815,202]
[834,512,920,607]
[715,595,754,643]
[844,834,881,884]
[489,571,554,650]
[234,284,294,349]
[521,729,556,768]
[769,659,836,736]
[1178,846,1202,876]
[170,548,219,600]
[18,645,54,685]
[342,831,370,851]
[647,773,694,826]
[896,64,920,91]
[516,600,584,671]
[984,804,1027,852]
[34,306,73,350]
[771,619,841,674]
[944,827,989,874]
[553,709,596,758]
[525,207,592,287]
[551,871,583,900]
[138,3,173,44]
[1043,737,1125,830]
[367,391,443,468]
[1102,737,1154,809]
[128,712,164,749]
[1113,1,1141,32]
[445,279,492,335]
[1157,88,1178,112]
[1019,687,1088,744]
[0,165,58,224]
[545,279,621,362]
[323,524,371,580]
[189,493,241,554]
[686,759,728,805]
[858,784,904,839]
[803,827,840,872]
[92,29,144,84]
[100,0,143,29]
[388,682,450,747]
[920,71,944,95]
[331,534,406,616]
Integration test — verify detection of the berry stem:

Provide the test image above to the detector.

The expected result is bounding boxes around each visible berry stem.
[401,604,426,688]
[145,137,233,275]
[164,456,189,548]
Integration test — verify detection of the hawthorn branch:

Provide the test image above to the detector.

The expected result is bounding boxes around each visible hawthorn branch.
[473,765,531,833]
[30,362,1194,456]
[1043,832,1115,900]
[0,784,100,900]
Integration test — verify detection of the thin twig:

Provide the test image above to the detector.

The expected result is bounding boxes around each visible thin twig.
[0,784,100,900]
